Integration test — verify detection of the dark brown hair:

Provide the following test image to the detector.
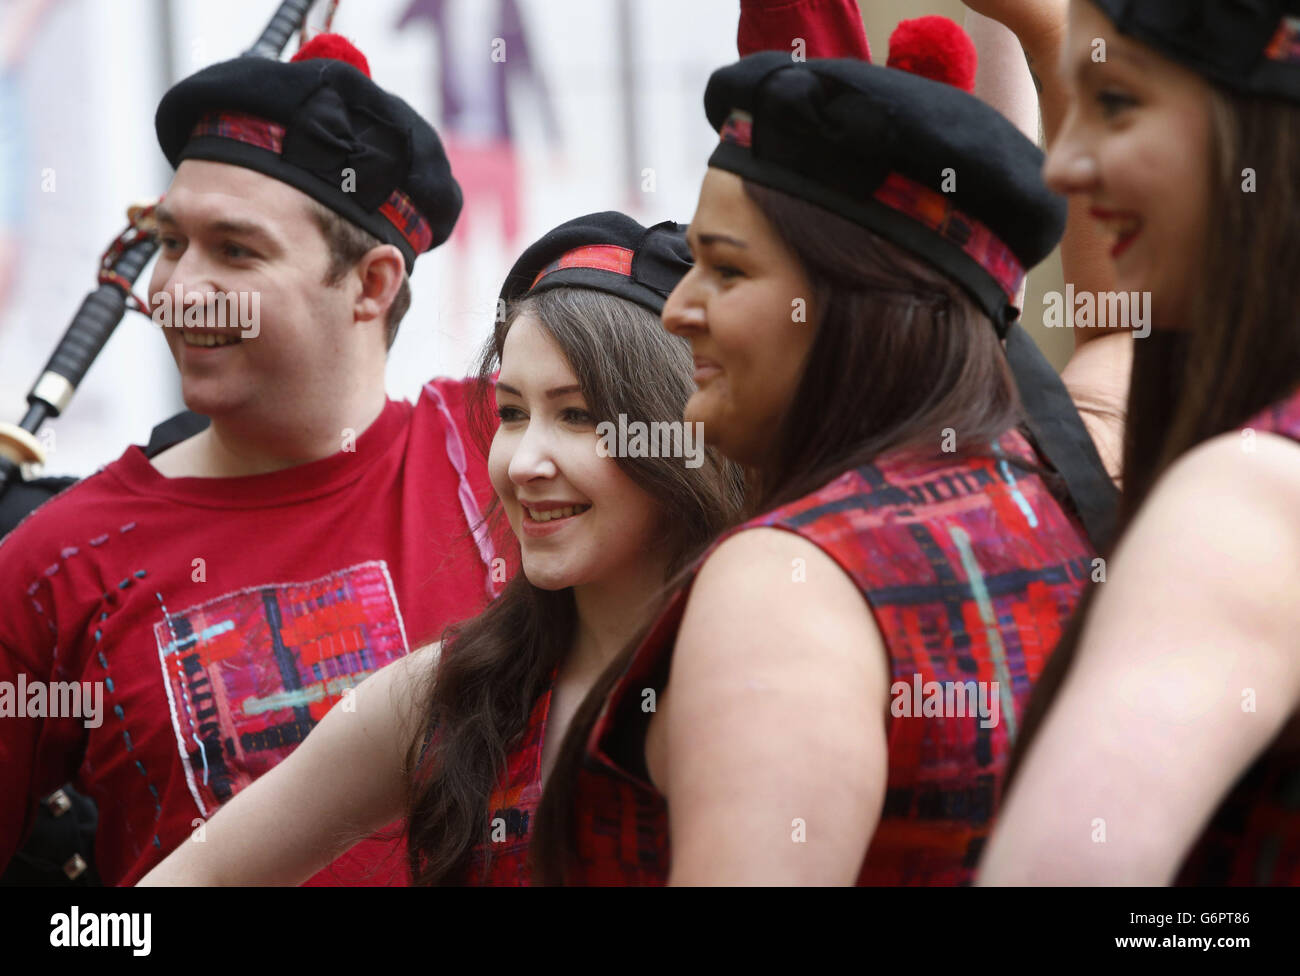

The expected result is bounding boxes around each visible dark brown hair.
[404,286,744,884]
[306,199,411,349]
[530,178,1035,883]
[1007,90,1300,786]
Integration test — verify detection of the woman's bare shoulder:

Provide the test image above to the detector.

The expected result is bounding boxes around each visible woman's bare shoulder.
[1113,429,1300,639]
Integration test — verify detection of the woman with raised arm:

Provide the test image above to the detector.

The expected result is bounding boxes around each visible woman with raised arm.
[139,213,742,885]
[980,0,1300,886]
[960,0,1132,487]
[531,20,1098,885]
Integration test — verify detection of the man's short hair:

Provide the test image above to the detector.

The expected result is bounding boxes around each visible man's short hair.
[307,200,412,350]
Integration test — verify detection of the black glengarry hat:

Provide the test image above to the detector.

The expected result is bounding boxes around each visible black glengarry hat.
[1092,0,1300,100]
[500,212,692,314]
[706,19,1122,555]
[155,34,461,272]
[703,18,1066,333]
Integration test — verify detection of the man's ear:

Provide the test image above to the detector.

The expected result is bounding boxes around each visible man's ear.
[353,244,405,326]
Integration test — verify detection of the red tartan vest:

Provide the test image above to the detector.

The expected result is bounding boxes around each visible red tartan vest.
[451,672,555,886]
[570,430,1094,884]
[1176,388,1300,885]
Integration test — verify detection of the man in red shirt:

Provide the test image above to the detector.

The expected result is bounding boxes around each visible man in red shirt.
[0,34,501,886]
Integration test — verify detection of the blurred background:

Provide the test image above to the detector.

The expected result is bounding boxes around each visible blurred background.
[0,0,1069,480]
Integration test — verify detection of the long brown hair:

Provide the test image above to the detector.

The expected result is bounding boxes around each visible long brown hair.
[1008,90,1300,786]
[405,286,744,884]
[531,178,1037,883]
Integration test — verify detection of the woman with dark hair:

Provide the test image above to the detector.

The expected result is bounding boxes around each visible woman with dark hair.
[531,21,1099,885]
[980,0,1300,885]
[138,213,743,886]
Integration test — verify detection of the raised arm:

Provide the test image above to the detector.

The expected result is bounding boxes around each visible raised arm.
[960,1,1128,484]
[979,434,1300,883]
[738,0,871,60]
[138,644,439,886]
[963,0,1119,340]
[967,10,1039,142]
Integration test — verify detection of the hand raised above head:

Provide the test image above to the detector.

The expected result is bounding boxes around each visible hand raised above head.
[959,0,1067,49]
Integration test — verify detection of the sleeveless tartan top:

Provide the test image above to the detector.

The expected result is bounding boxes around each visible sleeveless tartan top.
[569,430,1094,884]
[1176,389,1300,886]
[433,673,554,886]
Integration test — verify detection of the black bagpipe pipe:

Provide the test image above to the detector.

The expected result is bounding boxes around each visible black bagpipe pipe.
[0,0,324,886]
[0,0,321,507]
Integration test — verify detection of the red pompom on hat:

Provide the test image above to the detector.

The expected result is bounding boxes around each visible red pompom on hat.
[291,32,371,78]
[886,16,977,93]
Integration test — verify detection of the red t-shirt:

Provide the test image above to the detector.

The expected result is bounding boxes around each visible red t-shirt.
[0,379,500,886]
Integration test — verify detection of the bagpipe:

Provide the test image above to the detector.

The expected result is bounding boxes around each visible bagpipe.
[0,0,334,886]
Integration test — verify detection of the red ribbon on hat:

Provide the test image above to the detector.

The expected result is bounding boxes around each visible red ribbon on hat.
[530,245,635,290]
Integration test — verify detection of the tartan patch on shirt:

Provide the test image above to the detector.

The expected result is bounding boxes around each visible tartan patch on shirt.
[153,561,409,818]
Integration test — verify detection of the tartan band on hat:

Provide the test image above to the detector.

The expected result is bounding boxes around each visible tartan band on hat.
[156,36,460,271]
[719,109,1026,302]
[1092,0,1300,99]
[501,212,692,315]
[189,111,434,255]
[704,52,1066,331]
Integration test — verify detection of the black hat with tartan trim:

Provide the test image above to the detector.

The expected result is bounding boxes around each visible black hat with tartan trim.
[703,17,1066,334]
[1092,0,1300,100]
[156,33,461,272]
[500,211,692,315]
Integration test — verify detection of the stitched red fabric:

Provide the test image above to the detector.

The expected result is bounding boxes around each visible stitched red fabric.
[570,430,1093,884]
[0,381,495,886]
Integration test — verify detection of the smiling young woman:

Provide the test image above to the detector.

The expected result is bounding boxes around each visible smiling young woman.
[980,0,1300,886]
[403,216,743,884]
[530,21,1101,886]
